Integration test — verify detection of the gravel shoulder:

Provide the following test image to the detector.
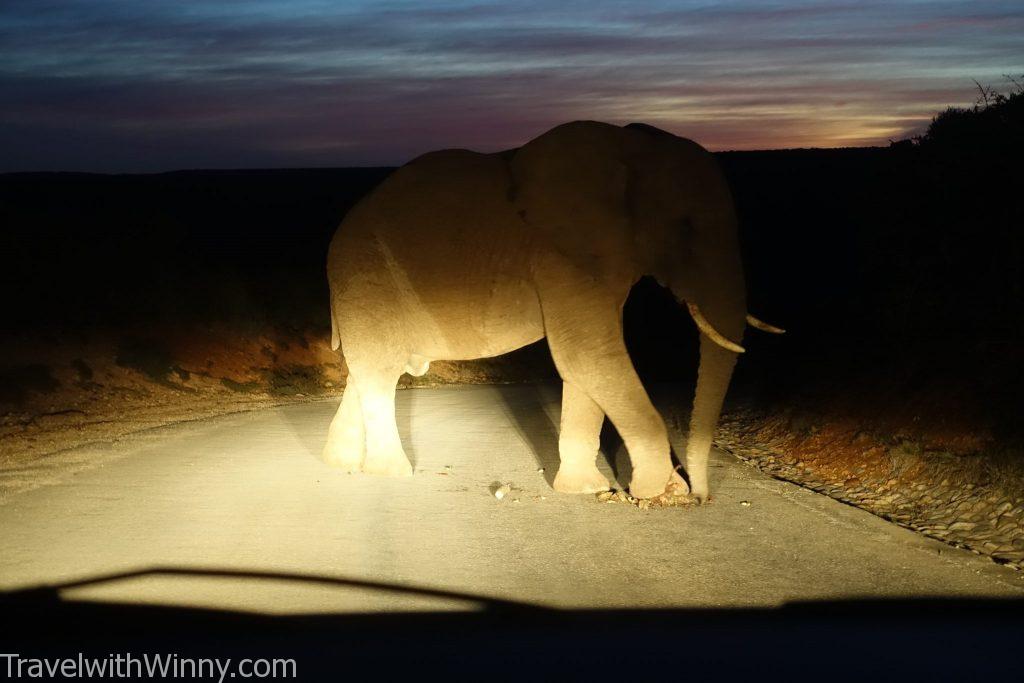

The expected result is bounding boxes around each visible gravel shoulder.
[709,408,1024,572]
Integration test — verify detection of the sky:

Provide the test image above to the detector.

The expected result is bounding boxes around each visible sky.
[1,0,1022,172]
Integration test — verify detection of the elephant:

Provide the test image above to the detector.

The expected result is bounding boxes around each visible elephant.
[322,120,783,501]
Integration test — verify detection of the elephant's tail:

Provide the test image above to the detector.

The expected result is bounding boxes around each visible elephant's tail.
[329,299,341,351]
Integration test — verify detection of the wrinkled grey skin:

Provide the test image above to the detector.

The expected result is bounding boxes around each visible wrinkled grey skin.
[324,121,779,501]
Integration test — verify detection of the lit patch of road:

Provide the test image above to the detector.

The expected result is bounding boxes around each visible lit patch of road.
[0,385,1020,613]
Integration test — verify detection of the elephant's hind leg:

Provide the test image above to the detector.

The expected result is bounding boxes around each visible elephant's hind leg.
[322,385,364,471]
[553,381,611,494]
[348,360,413,477]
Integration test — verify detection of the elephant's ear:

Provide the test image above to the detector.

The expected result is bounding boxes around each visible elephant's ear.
[508,122,634,271]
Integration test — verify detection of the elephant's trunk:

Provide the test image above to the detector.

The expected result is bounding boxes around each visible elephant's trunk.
[667,196,750,501]
[675,263,746,503]
[685,332,740,503]
[682,304,783,501]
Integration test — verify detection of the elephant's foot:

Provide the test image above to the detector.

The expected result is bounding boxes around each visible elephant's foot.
[361,449,414,477]
[687,474,708,504]
[667,469,690,497]
[321,440,364,473]
[553,462,611,494]
[629,464,688,499]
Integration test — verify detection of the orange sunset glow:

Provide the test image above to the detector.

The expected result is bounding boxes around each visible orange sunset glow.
[1,1,1022,171]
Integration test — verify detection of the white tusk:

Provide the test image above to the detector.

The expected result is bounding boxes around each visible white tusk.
[686,303,746,353]
[746,314,786,334]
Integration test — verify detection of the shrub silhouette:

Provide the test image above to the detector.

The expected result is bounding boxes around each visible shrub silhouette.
[918,76,1024,153]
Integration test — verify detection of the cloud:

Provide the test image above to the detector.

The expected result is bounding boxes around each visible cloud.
[1,0,1021,170]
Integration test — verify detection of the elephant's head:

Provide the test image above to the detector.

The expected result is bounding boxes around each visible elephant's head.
[508,120,783,499]
[509,120,782,350]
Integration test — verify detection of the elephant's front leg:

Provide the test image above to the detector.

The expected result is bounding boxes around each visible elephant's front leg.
[538,269,685,499]
[553,381,611,494]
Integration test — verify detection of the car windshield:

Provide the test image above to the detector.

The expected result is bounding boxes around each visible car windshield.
[2,3,1023,677]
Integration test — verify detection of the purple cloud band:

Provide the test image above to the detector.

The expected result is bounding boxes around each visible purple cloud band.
[1,0,1021,171]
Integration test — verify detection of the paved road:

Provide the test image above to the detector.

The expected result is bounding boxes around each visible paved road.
[1,385,1020,613]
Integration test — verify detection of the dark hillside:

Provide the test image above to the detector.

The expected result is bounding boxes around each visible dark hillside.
[0,168,392,333]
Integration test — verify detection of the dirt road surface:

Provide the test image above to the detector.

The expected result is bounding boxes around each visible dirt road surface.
[1,385,1020,613]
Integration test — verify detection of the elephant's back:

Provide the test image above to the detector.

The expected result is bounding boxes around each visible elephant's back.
[332,147,529,279]
[327,148,543,359]
[371,148,516,232]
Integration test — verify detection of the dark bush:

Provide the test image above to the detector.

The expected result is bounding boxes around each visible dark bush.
[918,76,1024,153]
